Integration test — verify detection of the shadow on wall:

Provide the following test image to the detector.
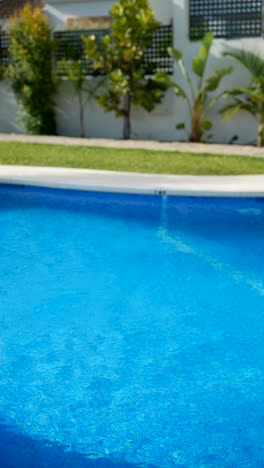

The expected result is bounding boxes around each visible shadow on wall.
[55,81,123,140]
[0,419,158,468]
[0,81,23,134]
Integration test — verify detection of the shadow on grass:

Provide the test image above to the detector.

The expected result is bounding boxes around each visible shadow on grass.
[0,420,156,468]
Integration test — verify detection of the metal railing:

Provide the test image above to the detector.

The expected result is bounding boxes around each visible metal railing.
[54,25,174,76]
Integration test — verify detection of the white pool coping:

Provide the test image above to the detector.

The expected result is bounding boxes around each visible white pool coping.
[0,165,264,197]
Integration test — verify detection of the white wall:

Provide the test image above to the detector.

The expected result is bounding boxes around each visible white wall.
[44,0,172,27]
[45,1,114,28]
[55,80,176,140]
[56,80,122,138]
[1,0,263,144]
[150,0,172,24]
[0,81,22,133]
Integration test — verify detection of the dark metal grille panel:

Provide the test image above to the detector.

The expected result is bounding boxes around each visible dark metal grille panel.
[0,32,9,68]
[143,25,173,74]
[0,26,173,74]
[54,25,173,76]
[54,29,109,76]
[190,0,263,40]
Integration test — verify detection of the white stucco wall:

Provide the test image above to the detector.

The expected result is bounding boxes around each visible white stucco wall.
[45,1,114,28]
[44,0,172,26]
[0,0,263,144]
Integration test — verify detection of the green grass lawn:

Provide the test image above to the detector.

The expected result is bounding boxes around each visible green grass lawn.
[0,141,264,175]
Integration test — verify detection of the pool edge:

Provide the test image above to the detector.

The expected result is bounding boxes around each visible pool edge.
[1,165,264,197]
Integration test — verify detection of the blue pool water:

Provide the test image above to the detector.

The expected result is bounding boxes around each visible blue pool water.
[0,185,263,468]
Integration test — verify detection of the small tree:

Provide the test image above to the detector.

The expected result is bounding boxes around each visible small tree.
[168,33,233,142]
[83,0,170,139]
[56,57,102,138]
[8,4,56,135]
[221,50,264,147]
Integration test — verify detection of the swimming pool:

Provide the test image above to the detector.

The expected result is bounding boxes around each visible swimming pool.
[0,184,263,467]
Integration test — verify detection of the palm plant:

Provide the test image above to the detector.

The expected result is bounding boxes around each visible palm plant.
[221,50,264,147]
[168,33,232,142]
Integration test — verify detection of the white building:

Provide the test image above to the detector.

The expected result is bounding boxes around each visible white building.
[1,0,264,144]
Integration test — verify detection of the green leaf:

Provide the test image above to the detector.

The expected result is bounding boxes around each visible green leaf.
[172,83,187,99]
[170,52,193,94]
[192,32,214,78]
[199,45,208,61]
[110,68,124,84]
[192,56,204,77]
[154,71,172,86]
[201,119,212,130]
[167,47,182,62]
[176,123,185,130]
[220,103,242,121]
[201,32,214,51]
[204,67,233,92]
[223,88,247,97]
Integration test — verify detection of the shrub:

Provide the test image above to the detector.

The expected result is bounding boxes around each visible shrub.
[8,4,56,135]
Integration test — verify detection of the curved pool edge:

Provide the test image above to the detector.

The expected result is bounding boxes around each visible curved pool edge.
[1,165,264,197]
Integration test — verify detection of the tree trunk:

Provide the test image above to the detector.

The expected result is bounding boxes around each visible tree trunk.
[257,121,264,147]
[80,106,85,138]
[123,94,131,140]
[79,93,85,138]
[190,101,202,143]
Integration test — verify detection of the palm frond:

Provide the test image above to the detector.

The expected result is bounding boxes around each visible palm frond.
[224,85,264,106]
[220,98,256,121]
[220,101,244,121]
[224,50,264,79]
